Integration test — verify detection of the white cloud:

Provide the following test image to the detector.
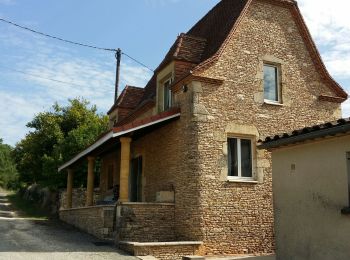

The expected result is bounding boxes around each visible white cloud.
[0,91,44,145]
[1,1,350,145]
[0,22,152,145]
[298,0,350,117]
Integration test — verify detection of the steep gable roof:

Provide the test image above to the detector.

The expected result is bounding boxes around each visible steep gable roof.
[116,0,347,121]
[187,0,248,63]
[107,85,144,114]
[156,34,207,72]
[189,0,347,100]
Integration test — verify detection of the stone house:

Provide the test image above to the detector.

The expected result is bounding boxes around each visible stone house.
[259,118,350,260]
[58,0,348,258]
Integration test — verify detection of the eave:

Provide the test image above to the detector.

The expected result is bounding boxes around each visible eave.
[58,108,181,172]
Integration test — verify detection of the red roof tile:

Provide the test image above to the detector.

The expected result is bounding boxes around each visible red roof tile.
[107,85,145,114]
[187,0,248,63]
[115,0,347,123]
[112,107,181,134]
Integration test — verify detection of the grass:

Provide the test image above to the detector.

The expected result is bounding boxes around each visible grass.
[7,192,49,220]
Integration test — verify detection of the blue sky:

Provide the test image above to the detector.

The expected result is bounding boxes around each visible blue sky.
[0,0,349,146]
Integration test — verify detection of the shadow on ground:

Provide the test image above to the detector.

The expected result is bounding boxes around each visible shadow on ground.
[0,191,135,259]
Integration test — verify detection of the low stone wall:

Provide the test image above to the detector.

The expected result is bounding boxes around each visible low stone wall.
[119,241,203,260]
[116,202,175,242]
[59,205,115,239]
[60,188,101,209]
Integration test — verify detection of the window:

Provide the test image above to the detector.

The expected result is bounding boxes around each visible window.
[263,64,281,103]
[163,79,172,111]
[228,137,253,179]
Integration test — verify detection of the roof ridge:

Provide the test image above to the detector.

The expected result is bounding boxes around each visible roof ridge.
[125,85,144,90]
[192,0,252,73]
[181,33,207,42]
[174,34,183,58]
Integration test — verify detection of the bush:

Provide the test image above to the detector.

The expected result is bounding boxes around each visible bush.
[0,138,20,190]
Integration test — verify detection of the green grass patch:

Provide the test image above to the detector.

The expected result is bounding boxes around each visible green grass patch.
[7,193,49,220]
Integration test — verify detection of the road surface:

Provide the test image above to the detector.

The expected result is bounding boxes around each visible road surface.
[0,190,137,260]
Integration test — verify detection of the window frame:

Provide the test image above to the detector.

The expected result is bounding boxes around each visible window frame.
[163,78,173,111]
[263,63,282,104]
[227,136,255,181]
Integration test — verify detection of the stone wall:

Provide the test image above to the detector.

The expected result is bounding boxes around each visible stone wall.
[191,0,342,255]
[60,188,101,209]
[58,0,344,257]
[59,205,115,239]
[116,202,175,242]
[131,81,204,242]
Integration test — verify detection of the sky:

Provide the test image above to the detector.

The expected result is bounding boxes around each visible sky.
[0,0,349,146]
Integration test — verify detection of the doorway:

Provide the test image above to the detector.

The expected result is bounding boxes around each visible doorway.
[130,156,143,202]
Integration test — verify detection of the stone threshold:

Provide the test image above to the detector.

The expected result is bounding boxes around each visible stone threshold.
[60,202,175,211]
[59,204,116,211]
[119,202,175,206]
[119,241,203,247]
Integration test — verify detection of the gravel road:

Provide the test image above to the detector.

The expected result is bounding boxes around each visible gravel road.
[0,190,138,260]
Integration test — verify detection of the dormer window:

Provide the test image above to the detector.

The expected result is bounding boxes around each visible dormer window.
[163,79,172,111]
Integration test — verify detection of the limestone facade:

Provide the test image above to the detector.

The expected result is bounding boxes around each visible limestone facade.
[61,0,346,257]
[97,0,344,255]
[188,0,342,254]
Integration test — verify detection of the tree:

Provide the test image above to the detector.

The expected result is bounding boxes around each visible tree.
[13,98,108,189]
[0,139,19,189]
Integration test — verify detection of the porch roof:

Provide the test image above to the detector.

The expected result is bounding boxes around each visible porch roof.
[58,108,181,172]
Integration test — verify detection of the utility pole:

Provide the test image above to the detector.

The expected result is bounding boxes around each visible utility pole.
[114,48,122,103]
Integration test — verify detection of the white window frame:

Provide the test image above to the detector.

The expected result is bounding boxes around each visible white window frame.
[227,136,255,181]
[263,63,282,104]
[163,78,172,111]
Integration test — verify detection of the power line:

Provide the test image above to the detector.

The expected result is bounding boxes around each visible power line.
[0,17,155,72]
[0,18,116,52]
[0,64,90,88]
[122,52,154,72]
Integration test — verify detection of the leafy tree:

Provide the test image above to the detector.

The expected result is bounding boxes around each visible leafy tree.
[13,98,108,189]
[0,138,19,189]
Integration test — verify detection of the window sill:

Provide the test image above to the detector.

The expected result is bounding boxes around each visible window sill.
[263,100,283,106]
[227,178,258,184]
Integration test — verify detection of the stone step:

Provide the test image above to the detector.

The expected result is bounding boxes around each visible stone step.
[183,256,205,260]
[137,256,159,260]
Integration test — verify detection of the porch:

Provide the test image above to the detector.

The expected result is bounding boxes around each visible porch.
[58,108,181,209]
[57,108,203,258]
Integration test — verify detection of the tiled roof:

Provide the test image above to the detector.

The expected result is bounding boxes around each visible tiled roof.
[258,118,350,149]
[113,107,181,133]
[156,0,248,72]
[157,34,207,72]
[108,85,144,114]
[115,0,347,123]
[187,0,248,63]
[58,108,181,171]
[119,0,249,120]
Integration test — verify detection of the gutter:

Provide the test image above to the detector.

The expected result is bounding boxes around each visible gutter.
[258,124,350,150]
[58,112,181,172]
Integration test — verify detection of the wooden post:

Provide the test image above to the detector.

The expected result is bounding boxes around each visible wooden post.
[119,137,132,202]
[86,156,96,206]
[67,169,74,209]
